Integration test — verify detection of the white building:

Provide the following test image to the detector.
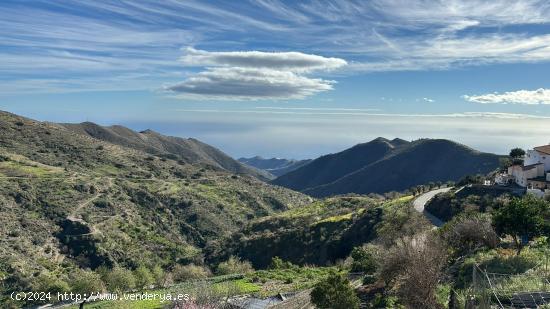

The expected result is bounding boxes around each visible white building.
[524,145,550,171]
[502,144,550,197]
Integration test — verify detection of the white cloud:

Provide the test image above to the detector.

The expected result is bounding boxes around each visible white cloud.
[4,0,550,94]
[166,48,346,100]
[463,88,550,105]
[422,97,435,103]
[180,47,346,72]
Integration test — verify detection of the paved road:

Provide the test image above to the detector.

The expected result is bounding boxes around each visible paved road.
[413,187,452,227]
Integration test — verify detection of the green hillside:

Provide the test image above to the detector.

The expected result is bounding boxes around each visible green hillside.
[207,195,428,268]
[0,111,310,306]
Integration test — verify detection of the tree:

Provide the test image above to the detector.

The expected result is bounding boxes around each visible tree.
[499,157,512,170]
[310,270,360,309]
[509,148,526,158]
[350,246,376,274]
[492,195,549,255]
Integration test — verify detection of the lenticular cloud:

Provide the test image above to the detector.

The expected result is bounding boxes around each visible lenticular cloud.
[166,48,346,100]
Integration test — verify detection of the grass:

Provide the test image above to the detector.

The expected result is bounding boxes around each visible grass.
[0,158,63,177]
[248,266,336,297]
[276,196,373,219]
[314,212,354,224]
[66,277,261,309]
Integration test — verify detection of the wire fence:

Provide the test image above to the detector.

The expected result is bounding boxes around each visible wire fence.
[468,264,550,308]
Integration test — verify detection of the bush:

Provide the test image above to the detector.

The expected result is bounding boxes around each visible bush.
[310,270,360,309]
[100,267,136,292]
[350,246,377,274]
[442,214,498,256]
[380,233,447,309]
[216,256,254,275]
[172,264,211,282]
[134,266,154,290]
[33,273,70,296]
[151,265,168,287]
[269,256,295,270]
[69,270,105,296]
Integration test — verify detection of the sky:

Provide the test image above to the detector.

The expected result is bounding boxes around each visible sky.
[1,0,550,159]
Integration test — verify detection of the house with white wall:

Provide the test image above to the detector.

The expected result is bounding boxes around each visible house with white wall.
[497,144,550,197]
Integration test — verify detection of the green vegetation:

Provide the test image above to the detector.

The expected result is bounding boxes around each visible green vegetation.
[0,111,310,307]
[216,256,254,275]
[171,264,211,281]
[350,246,376,274]
[3,111,550,308]
[311,270,360,309]
[425,185,512,222]
[210,195,426,268]
[493,195,550,255]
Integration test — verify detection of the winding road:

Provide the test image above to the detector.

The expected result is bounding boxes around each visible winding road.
[412,187,452,227]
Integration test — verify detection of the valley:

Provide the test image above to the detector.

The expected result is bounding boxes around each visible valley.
[2,110,550,309]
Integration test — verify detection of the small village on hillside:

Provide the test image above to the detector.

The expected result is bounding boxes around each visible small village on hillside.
[496,144,550,198]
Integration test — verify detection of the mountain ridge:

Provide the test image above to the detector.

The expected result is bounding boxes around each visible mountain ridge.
[61,121,273,180]
[273,137,502,197]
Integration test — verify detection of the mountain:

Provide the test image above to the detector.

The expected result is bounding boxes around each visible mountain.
[273,137,502,197]
[62,122,274,180]
[0,111,310,291]
[238,156,312,177]
[272,137,404,191]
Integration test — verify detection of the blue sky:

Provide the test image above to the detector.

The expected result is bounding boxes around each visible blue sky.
[2,0,550,159]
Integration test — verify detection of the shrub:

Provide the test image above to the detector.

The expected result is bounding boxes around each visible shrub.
[269,256,295,270]
[33,273,70,295]
[100,267,136,292]
[310,270,360,309]
[350,246,377,274]
[134,266,154,290]
[216,256,254,275]
[172,264,211,282]
[151,265,168,287]
[93,198,111,208]
[69,270,105,296]
[380,233,447,309]
[442,214,498,256]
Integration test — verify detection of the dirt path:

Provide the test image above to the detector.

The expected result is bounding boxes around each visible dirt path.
[412,187,452,227]
[66,177,113,236]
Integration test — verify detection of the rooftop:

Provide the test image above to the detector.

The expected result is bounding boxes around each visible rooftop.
[534,145,550,155]
[523,163,544,171]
